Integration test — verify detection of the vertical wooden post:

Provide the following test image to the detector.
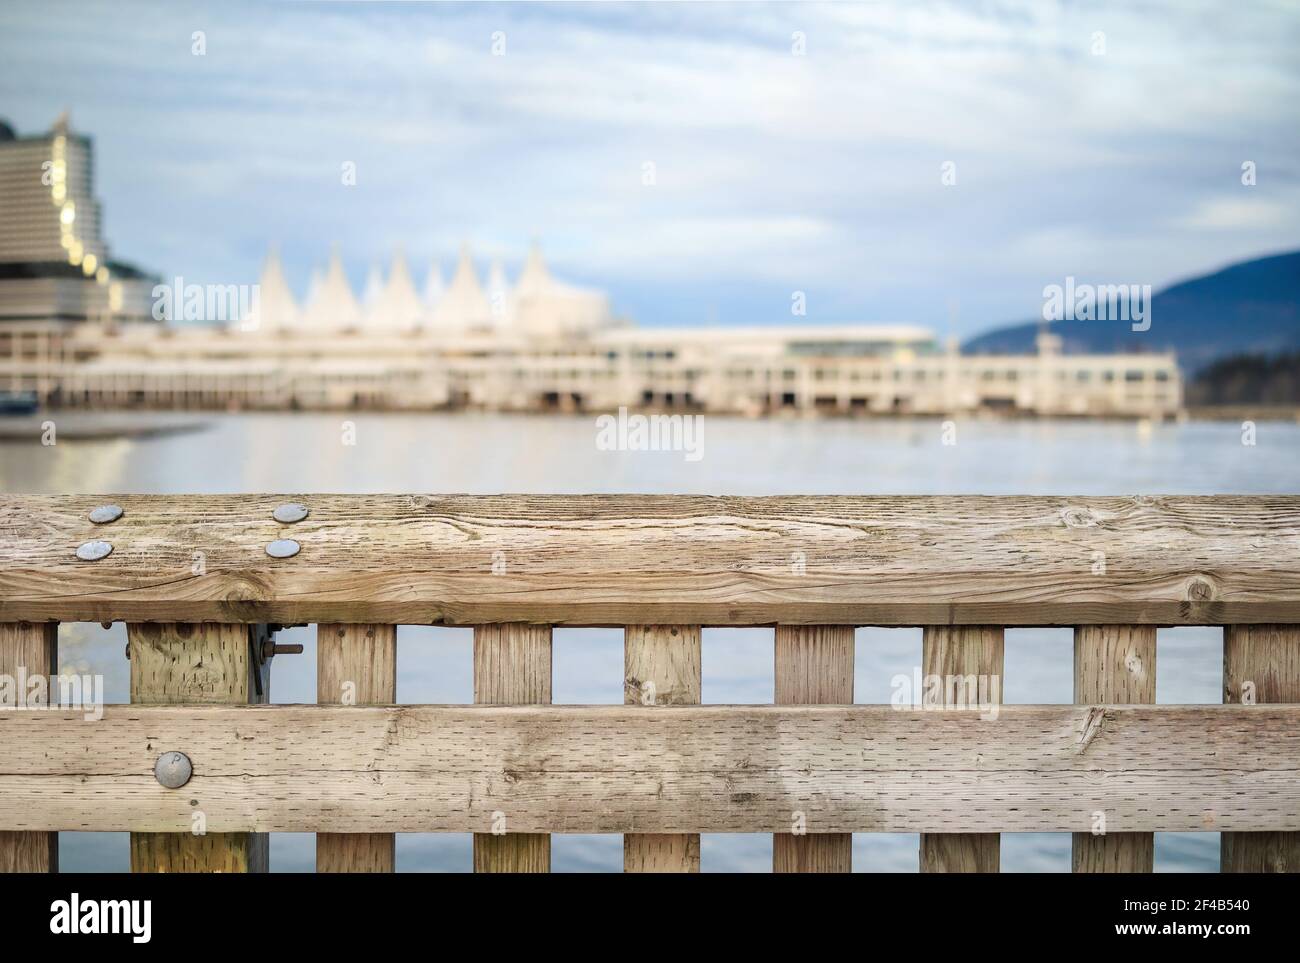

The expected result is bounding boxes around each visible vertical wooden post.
[919,626,1003,873]
[773,625,853,872]
[473,623,552,873]
[1072,624,1156,872]
[624,624,702,872]
[317,623,397,872]
[0,622,58,873]
[128,622,269,873]
[1222,624,1300,872]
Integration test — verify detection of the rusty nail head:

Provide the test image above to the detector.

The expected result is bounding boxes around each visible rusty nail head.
[76,540,113,561]
[89,504,123,525]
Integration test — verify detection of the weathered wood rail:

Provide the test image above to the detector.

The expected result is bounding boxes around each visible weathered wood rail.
[0,494,1297,873]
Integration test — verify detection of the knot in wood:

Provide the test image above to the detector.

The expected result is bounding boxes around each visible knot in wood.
[1060,506,1097,529]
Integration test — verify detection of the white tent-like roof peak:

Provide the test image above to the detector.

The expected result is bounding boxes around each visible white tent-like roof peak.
[302,244,362,332]
[430,243,491,330]
[241,244,300,333]
[367,248,424,332]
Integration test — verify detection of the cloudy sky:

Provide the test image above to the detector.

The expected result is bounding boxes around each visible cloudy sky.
[2,0,1297,337]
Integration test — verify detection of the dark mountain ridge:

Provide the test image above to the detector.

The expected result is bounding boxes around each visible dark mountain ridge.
[963,251,1300,373]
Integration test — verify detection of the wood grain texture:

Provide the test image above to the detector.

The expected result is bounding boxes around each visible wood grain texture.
[1073,625,1157,873]
[131,832,267,874]
[623,833,700,873]
[2,494,1298,625]
[128,623,251,704]
[0,830,58,874]
[921,626,1003,872]
[4,703,1295,834]
[317,623,397,706]
[1222,624,1300,873]
[1224,624,1300,705]
[474,623,551,872]
[128,622,268,873]
[624,624,701,708]
[774,625,853,873]
[317,623,397,873]
[0,622,58,872]
[624,625,701,872]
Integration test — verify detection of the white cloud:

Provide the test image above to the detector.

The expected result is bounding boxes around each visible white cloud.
[0,0,1297,332]
[1178,195,1294,230]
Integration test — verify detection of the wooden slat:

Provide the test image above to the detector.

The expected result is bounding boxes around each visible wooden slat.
[623,833,699,873]
[473,623,551,872]
[131,832,267,874]
[1222,624,1300,872]
[0,621,58,872]
[2,495,1297,626]
[920,626,1003,872]
[127,622,268,872]
[624,624,701,872]
[1072,624,1156,872]
[316,623,397,873]
[4,703,1296,834]
[774,625,853,872]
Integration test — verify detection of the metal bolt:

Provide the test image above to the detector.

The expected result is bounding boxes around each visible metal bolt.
[76,540,113,561]
[265,538,300,559]
[88,504,123,525]
[273,502,309,524]
[154,751,193,790]
[261,640,305,660]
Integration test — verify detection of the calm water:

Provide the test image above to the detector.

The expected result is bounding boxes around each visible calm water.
[3,412,1297,872]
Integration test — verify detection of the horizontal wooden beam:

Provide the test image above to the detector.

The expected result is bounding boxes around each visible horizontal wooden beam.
[2,494,1297,625]
[1,703,1296,834]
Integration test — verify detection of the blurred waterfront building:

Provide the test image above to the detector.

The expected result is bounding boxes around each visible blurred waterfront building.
[0,114,1181,418]
[0,113,159,400]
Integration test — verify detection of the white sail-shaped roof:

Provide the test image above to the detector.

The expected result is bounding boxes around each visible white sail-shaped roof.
[302,246,362,332]
[241,246,299,333]
[367,249,424,332]
[430,245,490,330]
[511,241,611,336]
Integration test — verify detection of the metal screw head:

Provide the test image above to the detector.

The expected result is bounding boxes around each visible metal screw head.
[265,538,300,559]
[272,502,309,524]
[154,751,193,790]
[88,504,123,525]
[76,540,113,561]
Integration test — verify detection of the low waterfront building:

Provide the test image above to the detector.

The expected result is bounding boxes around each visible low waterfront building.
[22,300,1181,417]
[0,114,1181,418]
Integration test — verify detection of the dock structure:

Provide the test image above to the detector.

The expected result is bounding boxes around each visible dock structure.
[0,494,1296,873]
[2,319,1182,418]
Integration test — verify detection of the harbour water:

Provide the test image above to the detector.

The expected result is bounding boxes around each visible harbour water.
[3,411,1297,872]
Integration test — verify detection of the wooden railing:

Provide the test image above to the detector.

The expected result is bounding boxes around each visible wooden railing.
[0,494,1297,873]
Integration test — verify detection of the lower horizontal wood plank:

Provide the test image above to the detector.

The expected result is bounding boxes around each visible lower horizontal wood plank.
[0,704,1296,834]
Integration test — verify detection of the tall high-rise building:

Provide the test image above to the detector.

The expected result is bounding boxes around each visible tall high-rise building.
[0,111,104,267]
[0,112,157,326]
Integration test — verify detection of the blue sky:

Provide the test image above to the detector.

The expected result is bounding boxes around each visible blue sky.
[2,0,1298,338]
